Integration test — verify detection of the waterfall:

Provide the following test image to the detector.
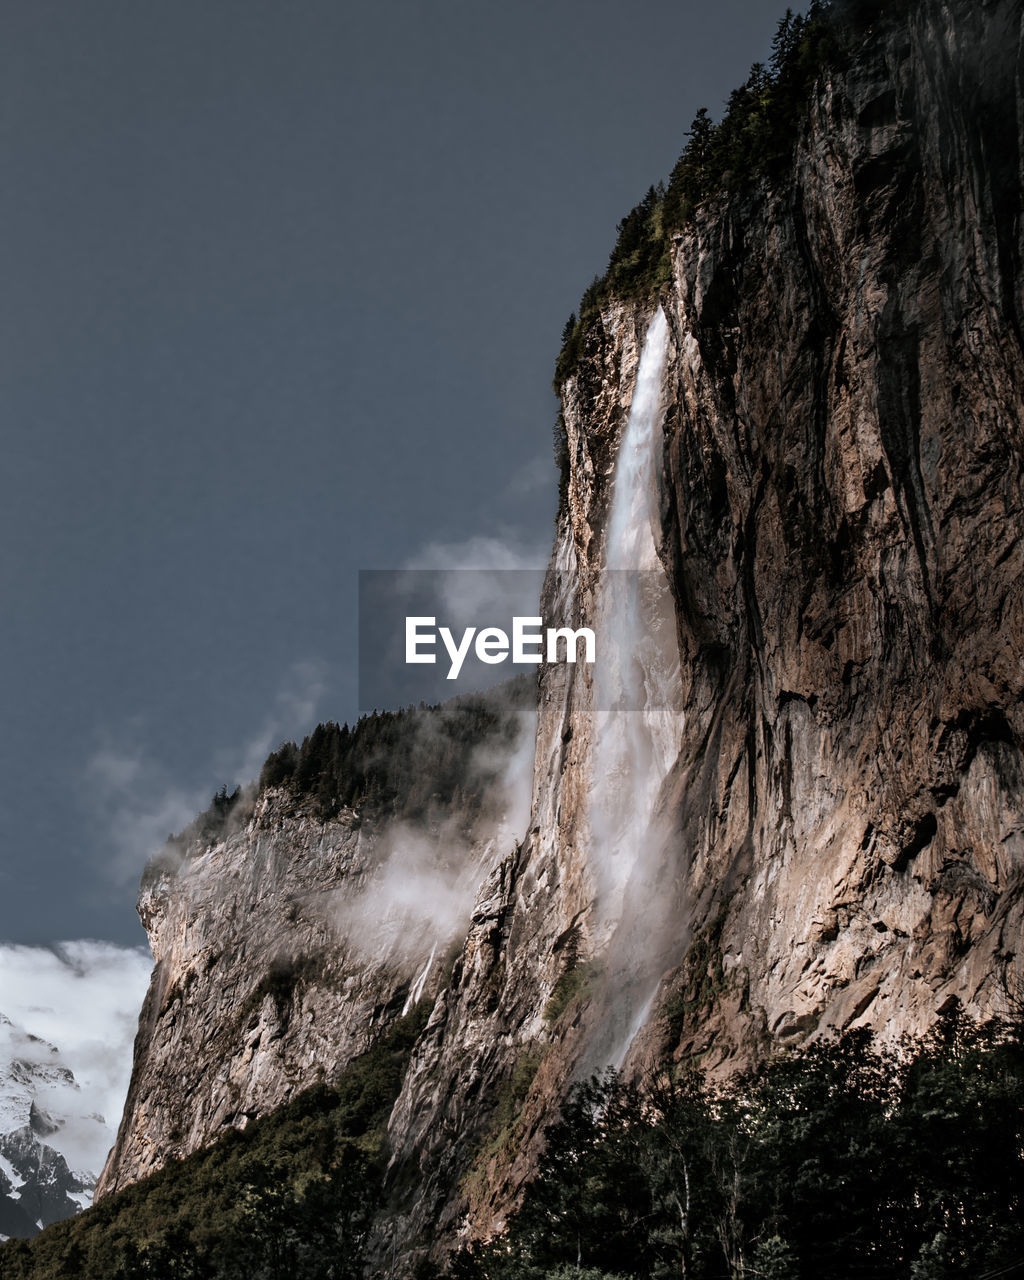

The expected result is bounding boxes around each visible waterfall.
[591,309,678,925]
[604,309,669,574]
[587,307,683,1069]
[402,940,437,1016]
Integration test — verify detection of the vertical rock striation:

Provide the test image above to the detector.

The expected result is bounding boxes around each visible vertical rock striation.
[101,0,1024,1266]
[648,0,1024,1059]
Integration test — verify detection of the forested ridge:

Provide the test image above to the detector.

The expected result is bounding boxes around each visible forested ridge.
[3,1010,1020,1278]
[552,0,917,493]
[147,675,535,879]
[449,1009,1024,1280]
[258,676,533,825]
[0,1003,431,1280]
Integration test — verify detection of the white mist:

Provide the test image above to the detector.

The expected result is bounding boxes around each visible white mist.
[587,308,683,1068]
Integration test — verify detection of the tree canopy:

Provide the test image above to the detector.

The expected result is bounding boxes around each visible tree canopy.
[451,1010,1024,1280]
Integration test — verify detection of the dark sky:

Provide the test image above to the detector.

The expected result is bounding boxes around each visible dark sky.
[1,1,778,946]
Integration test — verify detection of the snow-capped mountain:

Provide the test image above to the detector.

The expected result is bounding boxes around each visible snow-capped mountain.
[0,942,152,1239]
[0,1013,107,1239]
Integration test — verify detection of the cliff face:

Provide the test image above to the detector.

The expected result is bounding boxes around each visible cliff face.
[97,694,534,1198]
[647,0,1024,1056]
[101,0,1024,1264]
[97,798,409,1196]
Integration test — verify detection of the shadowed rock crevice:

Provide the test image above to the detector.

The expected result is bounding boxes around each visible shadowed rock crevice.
[92,1,1024,1269]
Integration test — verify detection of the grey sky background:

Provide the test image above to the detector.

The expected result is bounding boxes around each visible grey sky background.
[1,1,780,946]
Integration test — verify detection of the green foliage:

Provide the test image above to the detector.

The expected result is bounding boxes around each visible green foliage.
[0,1003,432,1280]
[661,911,729,1038]
[495,1052,545,1135]
[462,1049,546,1211]
[541,925,597,1029]
[144,678,535,888]
[749,1235,799,1280]
[553,3,844,393]
[454,1011,1024,1280]
[542,961,599,1028]
[259,678,534,824]
[553,410,571,507]
[199,784,246,838]
[142,785,253,888]
[239,953,335,1026]
[146,785,250,879]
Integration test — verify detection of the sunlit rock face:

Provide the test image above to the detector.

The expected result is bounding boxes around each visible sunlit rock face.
[645,0,1024,1063]
[96,690,537,1200]
[96,729,536,1201]
[97,797,416,1197]
[102,0,1024,1266]
[388,0,1024,1253]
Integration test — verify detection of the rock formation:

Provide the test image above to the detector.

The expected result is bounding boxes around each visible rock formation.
[0,1016,98,1240]
[99,0,1024,1267]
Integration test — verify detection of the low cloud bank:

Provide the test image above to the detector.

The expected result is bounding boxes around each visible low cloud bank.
[330,701,537,973]
[85,661,327,884]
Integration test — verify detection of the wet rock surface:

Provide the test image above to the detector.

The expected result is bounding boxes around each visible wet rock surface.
[102,0,1024,1267]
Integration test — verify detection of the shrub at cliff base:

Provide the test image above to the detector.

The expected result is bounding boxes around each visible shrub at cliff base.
[449,1010,1024,1280]
[7,1007,1018,1279]
[0,1002,430,1280]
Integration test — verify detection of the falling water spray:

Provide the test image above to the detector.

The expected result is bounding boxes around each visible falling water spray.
[586,308,684,1070]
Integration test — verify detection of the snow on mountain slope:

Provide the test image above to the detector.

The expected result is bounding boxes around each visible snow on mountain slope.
[0,944,151,1239]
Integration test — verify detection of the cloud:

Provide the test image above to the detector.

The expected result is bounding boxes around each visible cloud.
[85,661,327,883]
[331,823,479,969]
[84,742,204,885]
[401,537,549,653]
[404,533,549,573]
[328,698,537,973]
[214,659,327,790]
[503,453,554,501]
[0,941,151,1178]
[470,705,537,847]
